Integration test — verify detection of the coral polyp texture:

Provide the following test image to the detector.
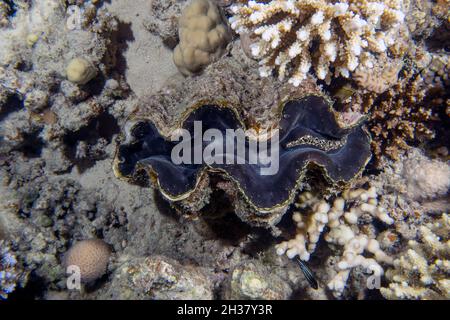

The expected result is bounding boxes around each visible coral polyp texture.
[173,0,232,75]
[114,96,371,217]
[63,239,111,283]
[229,0,408,86]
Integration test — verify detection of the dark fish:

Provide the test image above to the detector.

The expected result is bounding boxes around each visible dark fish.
[296,257,319,290]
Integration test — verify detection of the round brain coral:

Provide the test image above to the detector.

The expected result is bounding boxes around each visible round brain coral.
[66,58,97,85]
[63,239,111,283]
[173,0,231,76]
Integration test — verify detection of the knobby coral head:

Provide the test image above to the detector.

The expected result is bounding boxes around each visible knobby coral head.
[113,96,371,213]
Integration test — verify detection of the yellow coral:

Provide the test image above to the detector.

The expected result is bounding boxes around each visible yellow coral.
[173,0,231,76]
[66,58,97,85]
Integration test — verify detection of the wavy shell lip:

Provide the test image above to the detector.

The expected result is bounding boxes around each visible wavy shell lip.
[113,95,372,213]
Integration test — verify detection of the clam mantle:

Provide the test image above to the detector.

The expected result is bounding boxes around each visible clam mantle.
[114,96,371,213]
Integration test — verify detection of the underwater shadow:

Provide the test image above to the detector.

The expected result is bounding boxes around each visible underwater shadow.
[63,112,120,173]
[112,20,135,77]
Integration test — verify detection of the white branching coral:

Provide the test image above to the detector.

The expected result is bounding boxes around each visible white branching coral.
[229,0,408,86]
[275,186,394,297]
[381,214,450,300]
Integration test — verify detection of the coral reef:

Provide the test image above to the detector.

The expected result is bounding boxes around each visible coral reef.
[381,214,450,299]
[114,96,371,223]
[0,0,447,302]
[276,186,394,297]
[0,1,11,28]
[173,0,231,75]
[63,239,111,283]
[0,0,129,172]
[229,0,409,86]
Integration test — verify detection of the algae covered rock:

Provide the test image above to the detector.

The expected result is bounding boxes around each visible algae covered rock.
[225,260,292,300]
[106,255,214,300]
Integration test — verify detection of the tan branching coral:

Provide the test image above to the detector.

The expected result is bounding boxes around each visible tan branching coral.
[174,0,232,76]
[229,0,408,86]
[365,70,442,162]
[404,0,449,38]
[353,56,403,93]
[275,186,394,297]
[381,214,450,300]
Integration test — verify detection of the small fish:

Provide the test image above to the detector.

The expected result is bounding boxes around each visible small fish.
[296,257,319,289]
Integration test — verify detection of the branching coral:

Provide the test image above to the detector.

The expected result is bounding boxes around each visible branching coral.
[276,186,394,297]
[229,0,408,86]
[365,70,442,162]
[353,56,403,94]
[381,214,450,299]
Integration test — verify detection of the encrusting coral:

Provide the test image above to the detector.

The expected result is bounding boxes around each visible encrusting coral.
[400,149,450,201]
[174,0,232,76]
[381,213,450,300]
[276,186,394,297]
[229,0,409,86]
